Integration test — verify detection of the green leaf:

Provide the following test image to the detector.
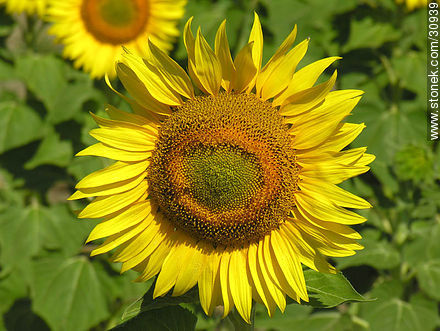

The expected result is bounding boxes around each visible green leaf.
[304,270,367,308]
[31,256,110,331]
[3,299,50,331]
[141,282,199,312]
[367,279,404,301]
[361,298,437,331]
[409,293,440,331]
[335,229,401,270]
[0,205,47,270]
[14,54,103,124]
[25,129,73,169]
[281,312,360,331]
[0,203,94,269]
[0,269,28,315]
[0,100,44,154]
[343,18,400,52]
[111,305,197,331]
[391,51,425,96]
[254,304,312,330]
[37,204,96,257]
[416,259,440,301]
[403,221,440,265]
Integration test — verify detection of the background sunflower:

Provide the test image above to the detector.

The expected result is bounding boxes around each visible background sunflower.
[47,0,187,78]
[0,0,438,330]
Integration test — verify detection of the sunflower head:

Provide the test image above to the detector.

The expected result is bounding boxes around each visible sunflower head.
[71,13,374,323]
[47,0,187,78]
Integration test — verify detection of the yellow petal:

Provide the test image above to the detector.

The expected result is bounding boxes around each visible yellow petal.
[184,18,205,93]
[215,20,235,91]
[78,180,148,218]
[76,143,151,162]
[299,162,370,184]
[105,105,159,135]
[279,70,337,116]
[119,50,182,106]
[76,160,149,189]
[87,202,152,242]
[89,127,156,152]
[257,240,286,312]
[260,39,309,101]
[247,243,273,315]
[256,25,297,96]
[295,191,366,225]
[281,223,336,273]
[135,236,174,282]
[194,28,222,95]
[90,219,151,256]
[146,40,194,99]
[198,249,222,316]
[153,243,181,297]
[228,248,252,323]
[231,42,257,93]
[270,231,308,301]
[274,56,341,105]
[262,235,300,303]
[219,248,234,317]
[295,219,363,256]
[289,96,362,150]
[105,75,167,122]
[71,171,146,199]
[292,207,362,240]
[173,245,206,297]
[154,235,200,298]
[91,112,157,137]
[121,214,174,274]
[248,12,263,72]
[112,215,163,263]
[358,153,376,166]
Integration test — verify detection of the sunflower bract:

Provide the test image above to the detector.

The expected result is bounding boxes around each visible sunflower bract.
[71,13,375,323]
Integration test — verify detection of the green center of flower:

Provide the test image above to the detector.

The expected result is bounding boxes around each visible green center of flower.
[99,0,136,26]
[148,93,299,247]
[184,145,262,211]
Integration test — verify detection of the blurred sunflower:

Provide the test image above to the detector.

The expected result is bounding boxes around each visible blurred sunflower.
[46,0,186,78]
[0,0,47,16]
[395,0,428,10]
[71,14,374,322]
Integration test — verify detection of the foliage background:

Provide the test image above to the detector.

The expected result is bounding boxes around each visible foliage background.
[0,0,438,330]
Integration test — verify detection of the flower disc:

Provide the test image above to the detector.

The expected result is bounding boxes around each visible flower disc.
[81,0,149,44]
[148,93,300,246]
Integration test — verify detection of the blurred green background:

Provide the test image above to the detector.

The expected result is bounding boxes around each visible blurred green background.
[0,0,438,330]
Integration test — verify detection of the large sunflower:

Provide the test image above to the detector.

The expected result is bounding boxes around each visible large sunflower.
[46,0,187,78]
[0,0,47,16]
[71,14,374,322]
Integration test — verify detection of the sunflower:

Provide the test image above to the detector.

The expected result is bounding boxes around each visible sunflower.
[395,0,428,10]
[46,0,187,79]
[71,14,374,323]
[0,0,47,16]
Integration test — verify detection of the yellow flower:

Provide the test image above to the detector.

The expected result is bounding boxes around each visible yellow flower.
[71,14,374,323]
[395,0,428,10]
[0,0,47,16]
[46,0,187,79]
